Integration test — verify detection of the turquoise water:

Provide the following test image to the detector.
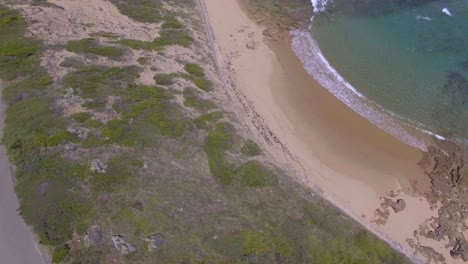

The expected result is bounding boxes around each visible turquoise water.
[301,0,468,143]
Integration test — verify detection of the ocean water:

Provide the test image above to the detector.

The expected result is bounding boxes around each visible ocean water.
[293,0,468,149]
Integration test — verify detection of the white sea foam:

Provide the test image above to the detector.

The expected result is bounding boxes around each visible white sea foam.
[416,15,432,21]
[310,0,329,13]
[289,28,450,151]
[442,8,453,16]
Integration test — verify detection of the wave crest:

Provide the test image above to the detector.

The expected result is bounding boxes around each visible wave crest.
[290,28,440,151]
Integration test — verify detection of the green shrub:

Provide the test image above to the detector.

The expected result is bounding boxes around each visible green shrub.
[109,0,163,23]
[0,6,42,81]
[204,122,235,184]
[185,63,205,77]
[71,112,91,123]
[183,88,216,111]
[91,155,133,192]
[154,73,174,85]
[65,38,125,60]
[194,111,223,129]
[236,161,276,188]
[194,78,213,92]
[137,56,151,65]
[52,245,69,263]
[119,30,193,51]
[162,16,182,29]
[89,31,120,39]
[241,140,261,156]
[63,65,140,99]
[59,57,85,69]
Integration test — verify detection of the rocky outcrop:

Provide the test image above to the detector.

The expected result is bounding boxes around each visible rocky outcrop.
[84,227,103,246]
[415,142,468,262]
[111,235,136,255]
[144,233,166,252]
[90,159,107,173]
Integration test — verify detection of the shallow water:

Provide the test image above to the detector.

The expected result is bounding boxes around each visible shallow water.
[302,0,468,143]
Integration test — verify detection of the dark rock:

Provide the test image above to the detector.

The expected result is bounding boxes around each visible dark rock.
[390,199,406,213]
[145,233,166,252]
[90,159,107,173]
[84,227,102,246]
[111,235,136,254]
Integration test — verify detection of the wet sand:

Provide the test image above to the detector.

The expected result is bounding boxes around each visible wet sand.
[0,80,46,264]
[201,0,455,262]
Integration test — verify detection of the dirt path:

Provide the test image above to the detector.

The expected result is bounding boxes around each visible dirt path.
[0,80,47,264]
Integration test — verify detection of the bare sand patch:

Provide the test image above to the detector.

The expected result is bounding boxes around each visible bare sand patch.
[201,0,460,262]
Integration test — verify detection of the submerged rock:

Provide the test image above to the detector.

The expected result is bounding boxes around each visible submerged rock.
[111,235,136,254]
[90,159,107,173]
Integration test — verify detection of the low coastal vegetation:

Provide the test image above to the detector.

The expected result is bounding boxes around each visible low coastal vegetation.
[0,3,412,264]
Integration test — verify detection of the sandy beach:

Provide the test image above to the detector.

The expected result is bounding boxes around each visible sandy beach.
[201,0,458,262]
[0,80,46,264]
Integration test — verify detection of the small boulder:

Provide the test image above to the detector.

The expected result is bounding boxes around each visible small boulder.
[111,235,136,255]
[390,199,406,213]
[90,159,107,173]
[145,233,166,252]
[246,40,256,50]
[68,127,88,140]
[84,227,102,246]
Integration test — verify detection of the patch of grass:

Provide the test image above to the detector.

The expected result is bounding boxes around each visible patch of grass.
[81,134,103,148]
[119,29,193,51]
[162,16,182,29]
[63,65,140,99]
[65,38,126,60]
[183,88,216,111]
[2,97,63,163]
[83,119,102,128]
[59,57,85,69]
[194,77,213,92]
[2,76,50,104]
[89,31,120,40]
[102,85,186,147]
[91,155,133,192]
[194,111,223,129]
[204,122,236,184]
[109,0,163,23]
[236,160,277,188]
[154,73,175,85]
[243,231,271,255]
[52,245,69,263]
[241,140,261,156]
[47,130,79,146]
[185,63,205,77]
[137,56,151,66]
[0,6,42,81]
[71,112,91,123]
[15,155,92,246]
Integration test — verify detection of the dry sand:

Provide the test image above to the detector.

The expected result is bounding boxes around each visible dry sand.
[0,80,46,264]
[201,0,458,262]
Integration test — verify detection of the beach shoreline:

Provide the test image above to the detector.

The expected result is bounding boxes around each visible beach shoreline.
[201,0,462,262]
[0,80,47,264]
